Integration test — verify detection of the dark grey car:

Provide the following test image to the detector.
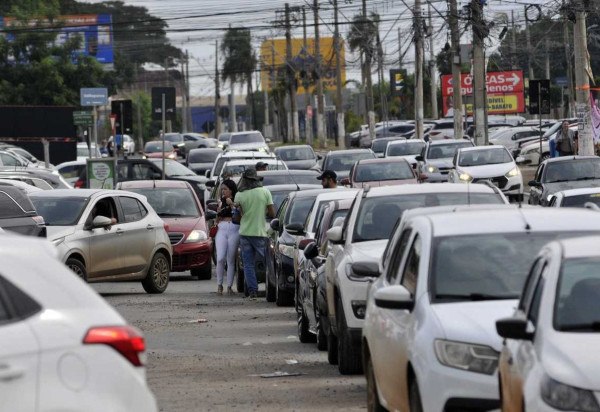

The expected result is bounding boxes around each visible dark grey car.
[274,145,320,170]
[0,186,46,237]
[186,148,221,175]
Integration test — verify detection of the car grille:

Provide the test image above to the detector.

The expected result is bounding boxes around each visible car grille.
[173,253,208,268]
[169,232,185,245]
[473,176,508,188]
[439,167,452,175]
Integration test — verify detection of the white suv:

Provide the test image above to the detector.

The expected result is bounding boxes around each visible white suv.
[362,207,600,412]
[325,184,508,374]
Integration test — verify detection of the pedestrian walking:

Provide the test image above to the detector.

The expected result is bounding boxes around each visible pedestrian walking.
[234,169,275,299]
[317,170,338,189]
[555,120,576,156]
[215,179,240,295]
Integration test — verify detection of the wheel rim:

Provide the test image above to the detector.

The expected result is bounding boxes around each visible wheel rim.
[152,256,169,289]
[69,263,84,278]
[366,359,377,411]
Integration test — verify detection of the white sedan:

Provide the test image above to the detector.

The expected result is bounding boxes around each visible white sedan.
[0,234,157,411]
[497,236,600,411]
[448,145,523,201]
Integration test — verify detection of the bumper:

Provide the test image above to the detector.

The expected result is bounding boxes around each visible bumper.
[337,275,370,330]
[171,240,212,272]
[422,172,449,183]
[277,255,296,292]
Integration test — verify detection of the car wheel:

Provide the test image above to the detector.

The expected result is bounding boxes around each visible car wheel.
[409,378,423,412]
[66,258,87,281]
[297,306,315,343]
[337,299,363,375]
[316,313,327,351]
[266,278,276,302]
[327,329,338,365]
[275,272,293,306]
[142,252,170,294]
[366,355,386,412]
[191,261,212,280]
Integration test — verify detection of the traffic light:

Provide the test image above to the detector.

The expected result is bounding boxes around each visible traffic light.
[110,100,133,134]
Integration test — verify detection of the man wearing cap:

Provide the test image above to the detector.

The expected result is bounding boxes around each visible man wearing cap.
[317,170,338,189]
[255,161,268,172]
[234,168,276,299]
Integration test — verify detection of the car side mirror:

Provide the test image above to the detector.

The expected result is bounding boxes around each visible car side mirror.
[415,155,424,162]
[206,199,218,210]
[496,317,533,340]
[298,238,314,251]
[303,242,319,259]
[91,216,112,229]
[285,223,305,236]
[205,210,217,220]
[205,180,216,188]
[205,170,211,178]
[326,226,343,244]
[351,261,380,277]
[374,285,414,310]
[270,218,280,232]
[340,177,350,186]
[528,180,541,188]
[317,154,323,160]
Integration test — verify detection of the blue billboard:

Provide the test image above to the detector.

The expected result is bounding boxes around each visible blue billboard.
[0,14,114,65]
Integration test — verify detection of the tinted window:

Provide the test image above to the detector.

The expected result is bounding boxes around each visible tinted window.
[275,147,315,161]
[0,191,29,218]
[371,139,396,153]
[30,196,88,226]
[218,133,231,142]
[401,236,421,295]
[262,173,319,186]
[132,163,156,180]
[188,150,220,163]
[144,142,170,153]
[119,197,146,223]
[324,152,376,172]
[555,258,600,331]
[271,190,293,212]
[0,276,41,319]
[354,161,414,182]
[0,290,9,322]
[458,148,513,166]
[562,193,600,208]
[164,133,183,143]
[127,188,198,217]
[229,132,265,145]
[427,142,473,159]
[386,229,412,283]
[0,153,19,166]
[388,125,414,133]
[544,159,600,183]
[285,196,316,225]
[387,142,425,156]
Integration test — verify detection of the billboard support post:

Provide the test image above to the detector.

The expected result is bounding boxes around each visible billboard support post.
[42,139,50,169]
[162,93,166,180]
[93,107,98,159]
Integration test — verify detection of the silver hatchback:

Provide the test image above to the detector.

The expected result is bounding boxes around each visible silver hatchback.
[30,189,172,294]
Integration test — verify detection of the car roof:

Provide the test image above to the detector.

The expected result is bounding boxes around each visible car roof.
[557,236,600,259]
[314,189,359,202]
[459,145,507,153]
[555,187,600,197]
[362,183,497,198]
[355,157,411,165]
[225,159,281,166]
[118,180,190,189]
[387,139,426,145]
[216,151,274,159]
[290,187,351,199]
[417,208,600,237]
[29,188,123,198]
[428,139,472,146]
[266,184,322,192]
[543,156,600,164]
[230,130,262,136]
[327,149,373,156]
[189,148,221,154]
[258,169,319,176]
[275,145,313,150]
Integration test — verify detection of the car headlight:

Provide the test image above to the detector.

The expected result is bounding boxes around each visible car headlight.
[177,143,185,148]
[168,152,177,159]
[505,167,520,178]
[142,155,147,159]
[434,340,499,375]
[541,375,600,411]
[185,230,208,243]
[459,172,473,182]
[51,237,65,247]
[547,194,554,202]
[218,144,224,149]
[426,165,438,173]
[278,244,295,259]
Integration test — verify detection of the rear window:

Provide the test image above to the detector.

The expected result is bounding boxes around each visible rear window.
[188,150,220,163]
[275,147,315,161]
[354,161,414,182]
[427,142,473,159]
[387,142,425,156]
[262,172,319,186]
[144,142,169,153]
[127,188,199,218]
[562,193,600,208]
[0,189,35,218]
[229,132,265,145]
[324,152,376,172]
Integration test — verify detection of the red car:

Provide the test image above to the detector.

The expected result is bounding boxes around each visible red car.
[118,180,215,279]
[143,140,177,160]
[341,157,420,188]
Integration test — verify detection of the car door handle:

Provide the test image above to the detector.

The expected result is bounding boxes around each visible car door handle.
[0,365,24,382]
[146,225,154,230]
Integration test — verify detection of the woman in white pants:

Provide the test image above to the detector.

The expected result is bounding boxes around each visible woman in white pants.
[215,179,240,295]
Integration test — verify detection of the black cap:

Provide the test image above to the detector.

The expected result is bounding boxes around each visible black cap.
[243,168,263,181]
[255,161,268,169]
[317,170,337,180]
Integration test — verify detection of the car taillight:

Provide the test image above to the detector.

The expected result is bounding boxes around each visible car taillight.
[74,179,84,188]
[83,326,146,366]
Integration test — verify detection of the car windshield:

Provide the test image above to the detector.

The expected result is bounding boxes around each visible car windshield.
[354,161,414,182]
[458,148,513,166]
[30,196,88,226]
[352,192,504,242]
[164,133,183,143]
[188,150,220,163]
[275,147,315,161]
[324,152,375,172]
[431,232,595,302]
[222,163,283,177]
[554,258,600,332]
[427,142,473,159]
[218,133,231,142]
[285,196,316,225]
[271,190,294,212]
[262,172,319,186]
[229,132,264,145]
[149,159,195,176]
[371,139,397,153]
[144,142,169,153]
[544,159,600,183]
[387,142,425,156]
[562,193,600,207]
[127,188,199,217]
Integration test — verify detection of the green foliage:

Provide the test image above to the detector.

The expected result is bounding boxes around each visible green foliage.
[345,110,362,133]
[131,91,152,142]
[221,27,256,85]
[347,12,380,66]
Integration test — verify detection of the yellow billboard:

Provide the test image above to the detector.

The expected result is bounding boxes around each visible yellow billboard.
[260,37,346,94]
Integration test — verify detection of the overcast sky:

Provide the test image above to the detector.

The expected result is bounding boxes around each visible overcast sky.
[83,0,554,97]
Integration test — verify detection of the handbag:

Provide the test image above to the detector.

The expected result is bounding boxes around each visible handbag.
[209,224,218,238]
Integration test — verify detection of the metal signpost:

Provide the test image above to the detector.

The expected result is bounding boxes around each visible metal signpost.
[151,87,176,180]
[80,88,108,159]
[529,79,551,162]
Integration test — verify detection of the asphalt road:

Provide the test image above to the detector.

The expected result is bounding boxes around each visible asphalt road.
[93,275,366,412]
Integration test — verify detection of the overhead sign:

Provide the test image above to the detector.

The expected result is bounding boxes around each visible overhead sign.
[390,69,406,96]
[441,70,525,116]
[529,79,551,115]
[73,111,93,127]
[151,87,177,121]
[80,88,108,106]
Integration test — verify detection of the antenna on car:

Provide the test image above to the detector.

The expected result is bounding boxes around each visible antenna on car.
[275,152,300,191]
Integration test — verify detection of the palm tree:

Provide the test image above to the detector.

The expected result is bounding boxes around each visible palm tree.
[221,27,257,131]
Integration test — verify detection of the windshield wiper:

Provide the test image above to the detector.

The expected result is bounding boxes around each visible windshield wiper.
[157,212,185,217]
[547,179,570,183]
[435,293,518,301]
[558,322,600,332]
[574,177,600,181]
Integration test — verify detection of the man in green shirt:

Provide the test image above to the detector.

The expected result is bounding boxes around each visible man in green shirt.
[234,168,276,298]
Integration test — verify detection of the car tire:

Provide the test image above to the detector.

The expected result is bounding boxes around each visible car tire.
[142,252,170,294]
[337,299,363,375]
[366,355,386,412]
[409,378,423,412]
[316,313,327,351]
[191,261,212,280]
[236,259,245,293]
[266,279,276,302]
[297,306,316,343]
[275,273,293,306]
[66,257,87,281]
[327,330,338,365]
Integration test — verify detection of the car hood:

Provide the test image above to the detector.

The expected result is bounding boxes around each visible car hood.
[227,143,269,151]
[430,300,518,351]
[544,180,600,195]
[542,332,600,390]
[458,163,514,177]
[353,179,418,188]
[347,239,388,262]
[284,159,318,170]
[161,216,206,233]
[46,226,77,241]
[426,158,453,168]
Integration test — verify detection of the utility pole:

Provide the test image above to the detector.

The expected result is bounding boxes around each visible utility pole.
[185,50,192,132]
[271,42,280,141]
[525,7,534,81]
[302,6,312,144]
[181,58,188,133]
[214,41,222,137]
[285,3,300,142]
[563,2,575,118]
[544,37,551,80]
[333,0,345,148]
[363,0,375,142]
[471,0,487,145]
[398,28,403,69]
[313,0,326,147]
[573,0,593,155]
[428,2,438,119]
[414,0,424,139]
[376,32,387,125]
[511,11,518,70]
[449,0,463,139]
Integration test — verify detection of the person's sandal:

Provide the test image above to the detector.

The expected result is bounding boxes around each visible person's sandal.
[217,285,223,295]
[227,286,234,295]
